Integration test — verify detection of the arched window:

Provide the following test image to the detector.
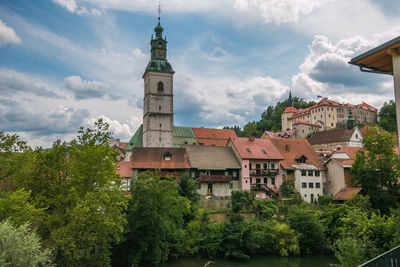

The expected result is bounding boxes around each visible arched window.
[158,81,164,91]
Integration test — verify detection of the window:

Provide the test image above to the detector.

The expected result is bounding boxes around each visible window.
[262,149,267,154]
[256,178,261,184]
[157,81,164,91]
[271,163,275,169]
[263,163,268,169]
[302,182,307,188]
[250,178,252,184]
[249,163,252,169]
[197,183,201,189]
[271,178,275,185]
[116,166,121,170]
[264,178,268,184]
[315,170,320,176]
[191,171,196,178]
[224,171,229,176]
[246,148,251,152]
[233,171,237,178]
[164,152,172,161]
[229,183,233,189]
[309,182,314,188]
[159,106,161,111]
[256,164,260,169]
[316,182,321,188]
[308,170,313,176]
[301,170,306,176]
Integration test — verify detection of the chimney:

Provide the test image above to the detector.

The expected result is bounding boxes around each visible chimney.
[285,144,290,152]
[249,136,255,142]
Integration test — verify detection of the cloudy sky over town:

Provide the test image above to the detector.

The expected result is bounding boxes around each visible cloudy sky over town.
[0,0,399,147]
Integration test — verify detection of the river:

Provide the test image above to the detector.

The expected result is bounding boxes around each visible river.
[155,255,338,267]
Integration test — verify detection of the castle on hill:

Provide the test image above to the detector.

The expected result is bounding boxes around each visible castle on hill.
[281,93,377,139]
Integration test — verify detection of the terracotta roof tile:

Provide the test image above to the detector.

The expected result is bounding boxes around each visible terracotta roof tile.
[293,119,321,127]
[283,106,297,113]
[334,147,361,159]
[116,161,133,178]
[192,127,237,146]
[262,130,294,138]
[267,138,325,169]
[334,158,354,167]
[230,137,283,160]
[131,147,190,169]
[333,187,362,201]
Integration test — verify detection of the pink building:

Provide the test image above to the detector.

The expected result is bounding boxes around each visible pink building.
[227,137,284,199]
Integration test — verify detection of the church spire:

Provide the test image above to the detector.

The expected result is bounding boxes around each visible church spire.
[288,91,293,107]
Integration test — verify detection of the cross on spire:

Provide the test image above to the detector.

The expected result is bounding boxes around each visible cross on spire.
[158,2,161,22]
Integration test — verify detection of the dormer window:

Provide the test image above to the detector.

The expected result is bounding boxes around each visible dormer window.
[158,81,164,91]
[296,155,307,164]
[262,149,267,154]
[246,148,251,152]
[164,152,172,161]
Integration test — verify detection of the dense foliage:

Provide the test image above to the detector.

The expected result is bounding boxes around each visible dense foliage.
[378,100,397,133]
[351,126,400,213]
[224,96,315,137]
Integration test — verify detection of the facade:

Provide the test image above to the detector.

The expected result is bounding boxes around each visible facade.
[292,119,321,139]
[268,138,326,203]
[227,137,283,199]
[142,18,175,147]
[185,146,241,197]
[281,98,377,132]
[324,147,360,197]
[307,127,363,151]
[116,161,133,191]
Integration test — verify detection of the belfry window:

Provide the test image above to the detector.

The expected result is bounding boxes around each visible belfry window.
[158,81,164,91]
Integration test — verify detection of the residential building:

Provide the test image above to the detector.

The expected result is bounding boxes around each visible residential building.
[307,127,363,151]
[116,161,133,191]
[281,97,377,132]
[268,138,326,203]
[131,147,190,179]
[324,147,360,197]
[292,119,321,139]
[227,137,283,199]
[185,146,241,197]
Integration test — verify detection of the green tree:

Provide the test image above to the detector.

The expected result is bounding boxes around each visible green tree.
[3,120,128,267]
[242,122,261,137]
[378,100,397,133]
[0,220,53,267]
[351,126,400,213]
[287,205,327,254]
[280,180,295,198]
[178,175,199,204]
[117,171,189,266]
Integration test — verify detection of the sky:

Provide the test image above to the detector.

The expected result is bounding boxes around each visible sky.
[0,0,400,148]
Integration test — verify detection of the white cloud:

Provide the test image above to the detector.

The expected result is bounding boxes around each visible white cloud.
[0,68,64,98]
[234,0,332,24]
[0,19,21,46]
[62,75,120,100]
[87,115,133,140]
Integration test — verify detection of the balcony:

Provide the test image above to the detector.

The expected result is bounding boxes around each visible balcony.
[199,175,232,182]
[249,169,279,176]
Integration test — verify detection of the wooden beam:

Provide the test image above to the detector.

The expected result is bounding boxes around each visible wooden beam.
[387,48,400,57]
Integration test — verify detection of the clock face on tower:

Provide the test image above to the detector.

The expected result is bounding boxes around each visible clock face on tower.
[156,49,165,58]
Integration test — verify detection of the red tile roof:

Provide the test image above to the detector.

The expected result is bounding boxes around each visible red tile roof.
[229,137,284,160]
[293,119,321,128]
[290,108,311,119]
[334,147,361,159]
[192,127,237,146]
[334,158,354,167]
[283,106,297,113]
[131,147,190,169]
[116,161,133,178]
[308,128,355,145]
[262,130,294,138]
[267,138,325,170]
[333,187,362,201]
[119,142,128,149]
[359,102,377,111]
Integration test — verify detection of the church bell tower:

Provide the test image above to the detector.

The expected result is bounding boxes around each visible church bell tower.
[142,11,175,147]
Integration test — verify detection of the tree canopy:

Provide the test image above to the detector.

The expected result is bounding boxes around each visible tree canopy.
[378,100,397,133]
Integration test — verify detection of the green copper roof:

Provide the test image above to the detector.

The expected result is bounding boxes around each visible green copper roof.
[124,124,143,151]
[173,126,198,147]
[124,125,198,150]
[145,59,174,74]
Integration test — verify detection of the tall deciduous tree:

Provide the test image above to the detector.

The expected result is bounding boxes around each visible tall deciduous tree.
[378,100,397,133]
[115,171,189,266]
[351,126,400,213]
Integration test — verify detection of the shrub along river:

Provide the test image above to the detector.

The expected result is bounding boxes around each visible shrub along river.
[153,254,338,267]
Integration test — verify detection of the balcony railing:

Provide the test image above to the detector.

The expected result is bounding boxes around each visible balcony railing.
[359,245,400,267]
[199,175,232,182]
[249,169,279,176]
